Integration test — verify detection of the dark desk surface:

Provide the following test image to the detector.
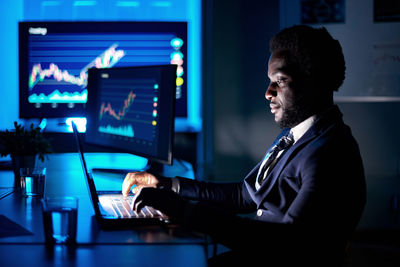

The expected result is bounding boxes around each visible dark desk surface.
[0,153,207,266]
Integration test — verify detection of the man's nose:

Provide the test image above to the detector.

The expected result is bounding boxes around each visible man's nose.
[265,84,276,100]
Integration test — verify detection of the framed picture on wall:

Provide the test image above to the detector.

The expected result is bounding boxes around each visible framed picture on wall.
[301,0,345,24]
[374,0,400,22]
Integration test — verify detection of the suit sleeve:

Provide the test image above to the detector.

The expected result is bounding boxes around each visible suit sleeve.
[177,177,256,213]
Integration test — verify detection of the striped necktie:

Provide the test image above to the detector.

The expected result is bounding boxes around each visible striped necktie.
[255,132,294,190]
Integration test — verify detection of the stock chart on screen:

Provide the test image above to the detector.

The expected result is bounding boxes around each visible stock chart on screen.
[19,22,187,119]
[85,65,176,164]
[97,77,159,144]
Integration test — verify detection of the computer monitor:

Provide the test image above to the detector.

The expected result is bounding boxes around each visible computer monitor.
[85,65,176,165]
[18,21,187,120]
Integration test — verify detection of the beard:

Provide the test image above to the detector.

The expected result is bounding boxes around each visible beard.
[277,93,311,129]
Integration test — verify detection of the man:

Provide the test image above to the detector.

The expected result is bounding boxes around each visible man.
[122,25,366,266]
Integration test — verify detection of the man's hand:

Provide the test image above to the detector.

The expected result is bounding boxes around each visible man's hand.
[132,187,187,221]
[122,171,171,196]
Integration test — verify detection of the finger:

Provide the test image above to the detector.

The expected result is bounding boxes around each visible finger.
[134,199,145,212]
[132,183,157,195]
[132,185,145,195]
[132,190,148,212]
[130,193,139,210]
[122,172,140,196]
[137,172,157,186]
[132,187,157,212]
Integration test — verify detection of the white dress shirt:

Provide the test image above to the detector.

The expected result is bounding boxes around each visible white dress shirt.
[254,115,317,190]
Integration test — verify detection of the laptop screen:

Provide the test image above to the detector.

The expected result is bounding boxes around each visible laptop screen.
[85,65,176,165]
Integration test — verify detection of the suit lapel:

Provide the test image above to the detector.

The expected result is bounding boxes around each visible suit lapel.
[256,106,341,197]
[254,138,308,198]
[259,117,326,195]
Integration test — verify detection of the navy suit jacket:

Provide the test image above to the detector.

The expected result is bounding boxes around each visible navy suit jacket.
[177,105,366,264]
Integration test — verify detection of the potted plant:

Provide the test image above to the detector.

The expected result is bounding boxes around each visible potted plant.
[0,121,52,186]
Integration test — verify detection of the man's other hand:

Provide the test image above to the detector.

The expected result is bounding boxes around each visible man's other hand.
[132,187,187,221]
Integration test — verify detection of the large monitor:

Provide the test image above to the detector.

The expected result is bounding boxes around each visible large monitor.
[85,65,176,165]
[18,21,187,121]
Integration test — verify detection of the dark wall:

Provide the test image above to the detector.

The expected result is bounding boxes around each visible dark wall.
[204,0,281,181]
[337,102,400,229]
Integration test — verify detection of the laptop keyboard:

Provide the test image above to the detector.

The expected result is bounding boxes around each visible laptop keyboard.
[110,196,164,219]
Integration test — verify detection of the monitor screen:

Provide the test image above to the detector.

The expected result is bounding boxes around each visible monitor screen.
[19,21,187,120]
[85,65,176,165]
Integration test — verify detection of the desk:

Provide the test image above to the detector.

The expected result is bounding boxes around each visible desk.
[0,153,207,266]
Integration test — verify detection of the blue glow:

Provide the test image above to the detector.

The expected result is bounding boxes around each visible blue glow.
[0,0,21,130]
[66,117,87,132]
[171,37,183,48]
[85,153,148,175]
[73,0,97,6]
[186,0,202,132]
[116,1,140,7]
[42,1,61,6]
[51,211,63,241]
[39,118,47,130]
[151,1,172,7]
[26,177,32,194]
[171,51,183,60]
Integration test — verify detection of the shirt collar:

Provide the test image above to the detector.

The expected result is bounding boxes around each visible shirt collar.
[290,115,317,144]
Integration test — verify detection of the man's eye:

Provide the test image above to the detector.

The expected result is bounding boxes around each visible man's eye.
[268,78,288,88]
[276,78,288,87]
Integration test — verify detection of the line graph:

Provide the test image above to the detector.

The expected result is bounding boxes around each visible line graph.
[99,91,136,121]
[96,77,158,141]
[29,44,125,90]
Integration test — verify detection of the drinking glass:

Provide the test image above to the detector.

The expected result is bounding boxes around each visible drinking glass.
[41,196,78,245]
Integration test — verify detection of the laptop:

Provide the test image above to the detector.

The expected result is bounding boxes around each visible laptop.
[71,122,169,229]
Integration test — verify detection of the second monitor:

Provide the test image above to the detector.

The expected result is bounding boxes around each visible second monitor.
[85,65,177,166]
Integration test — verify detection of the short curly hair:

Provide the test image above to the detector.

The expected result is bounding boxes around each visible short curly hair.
[270,25,345,92]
